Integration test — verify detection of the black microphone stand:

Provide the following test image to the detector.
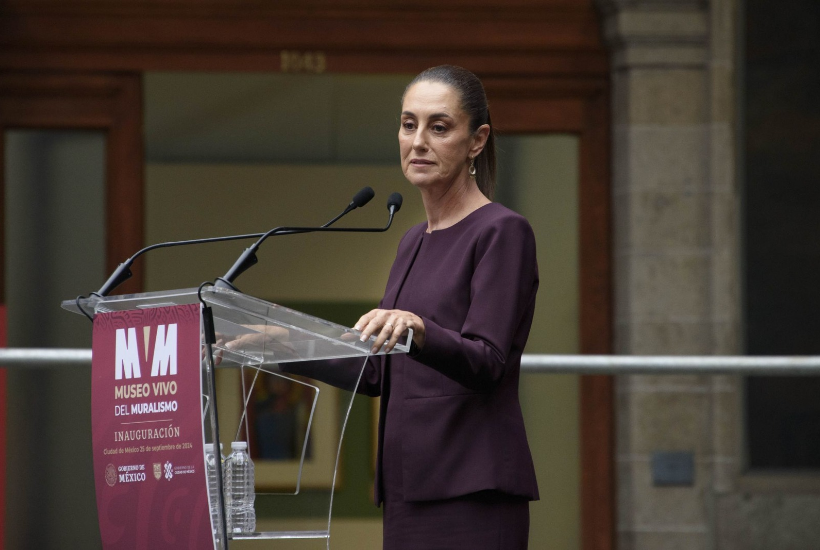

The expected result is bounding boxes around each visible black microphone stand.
[90,187,376,298]
[213,193,403,291]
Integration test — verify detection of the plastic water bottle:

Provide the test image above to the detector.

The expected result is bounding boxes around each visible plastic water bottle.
[225,441,256,534]
[204,443,225,536]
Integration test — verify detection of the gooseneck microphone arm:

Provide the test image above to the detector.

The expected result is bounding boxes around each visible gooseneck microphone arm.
[92,231,267,298]
[214,192,403,291]
[91,186,376,298]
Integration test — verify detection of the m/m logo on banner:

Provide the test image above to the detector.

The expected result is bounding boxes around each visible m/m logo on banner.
[115,324,178,380]
[113,324,181,402]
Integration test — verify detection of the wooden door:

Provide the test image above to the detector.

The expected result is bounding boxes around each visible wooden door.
[0,73,143,548]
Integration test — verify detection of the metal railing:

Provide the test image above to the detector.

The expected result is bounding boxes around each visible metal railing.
[2,348,820,375]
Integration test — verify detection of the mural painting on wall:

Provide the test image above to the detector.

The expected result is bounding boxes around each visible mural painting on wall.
[246,371,313,461]
[226,366,338,490]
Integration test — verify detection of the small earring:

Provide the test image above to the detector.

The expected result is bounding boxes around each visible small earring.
[468,157,476,177]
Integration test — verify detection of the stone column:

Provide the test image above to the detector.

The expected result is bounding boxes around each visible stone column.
[595,0,740,548]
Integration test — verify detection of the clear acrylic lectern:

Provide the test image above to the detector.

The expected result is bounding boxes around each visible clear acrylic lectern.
[64,286,408,549]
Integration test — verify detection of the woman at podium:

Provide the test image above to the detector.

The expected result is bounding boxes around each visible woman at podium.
[230,65,540,549]
[351,65,540,550]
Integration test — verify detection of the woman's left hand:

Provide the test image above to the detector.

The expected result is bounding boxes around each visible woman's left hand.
[355,309,426,354]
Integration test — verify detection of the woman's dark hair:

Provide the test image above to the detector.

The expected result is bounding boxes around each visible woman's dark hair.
[404,65,497,200]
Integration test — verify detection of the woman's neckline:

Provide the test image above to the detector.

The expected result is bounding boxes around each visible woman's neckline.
[424,202,496,234]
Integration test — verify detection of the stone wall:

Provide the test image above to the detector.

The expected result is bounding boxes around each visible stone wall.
[596,0,741,548]
[599,0,820,548]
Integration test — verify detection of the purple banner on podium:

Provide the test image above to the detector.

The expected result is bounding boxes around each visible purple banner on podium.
[91,304,214,549]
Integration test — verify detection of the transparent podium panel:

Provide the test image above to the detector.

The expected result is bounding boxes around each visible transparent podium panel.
[65,287,409,364]
[206,355,373,548]
[64,288,408,548]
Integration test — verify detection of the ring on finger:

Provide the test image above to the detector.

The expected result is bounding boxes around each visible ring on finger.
[384,322,393,328]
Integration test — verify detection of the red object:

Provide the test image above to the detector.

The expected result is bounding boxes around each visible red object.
[91,304,212,549]
[0,304,7,550]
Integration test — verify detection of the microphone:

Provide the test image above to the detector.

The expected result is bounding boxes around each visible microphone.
[214,192,403,291]
[387,192,403,216]
[353,186,377,210]
[320,186,375,228]
[91,186,375,297]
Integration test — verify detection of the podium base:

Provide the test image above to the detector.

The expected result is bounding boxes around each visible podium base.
[231,529,329,540]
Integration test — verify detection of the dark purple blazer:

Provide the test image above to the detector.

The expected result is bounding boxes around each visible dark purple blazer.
[285,203,540,505]
[360,203,540,504]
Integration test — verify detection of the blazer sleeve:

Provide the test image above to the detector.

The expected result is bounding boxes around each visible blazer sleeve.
[279,355,382,397]
[411,214,538,391]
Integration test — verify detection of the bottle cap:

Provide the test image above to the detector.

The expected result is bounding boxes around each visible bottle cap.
[204,443,215,452]
[231,441,248,451]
